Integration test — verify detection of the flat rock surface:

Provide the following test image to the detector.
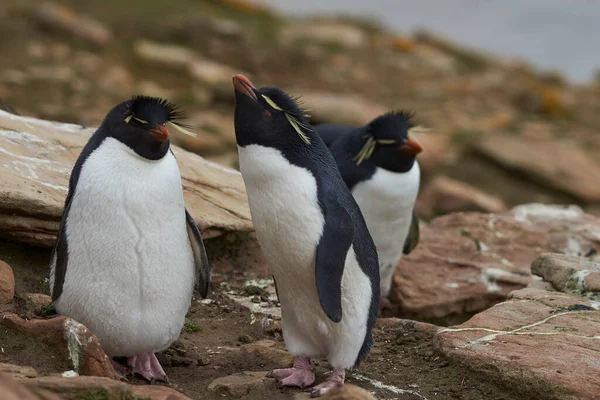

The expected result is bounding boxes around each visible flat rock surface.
[475,135,600,204]
[435,286,600,400]
[0,110,252,246]
[392,204,600,321]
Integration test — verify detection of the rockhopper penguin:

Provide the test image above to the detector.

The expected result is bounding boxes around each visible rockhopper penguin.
[315,112,423,313]
[232,74,379,397]
[49,96,210,382]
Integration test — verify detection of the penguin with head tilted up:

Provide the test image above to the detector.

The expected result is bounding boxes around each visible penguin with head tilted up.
[49,96,210,382]
[315,112,423,314]
[232,74,379,397]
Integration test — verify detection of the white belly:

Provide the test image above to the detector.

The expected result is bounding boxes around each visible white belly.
[238,144,372,369]
[55,138,195,357]
[352,163,420,297]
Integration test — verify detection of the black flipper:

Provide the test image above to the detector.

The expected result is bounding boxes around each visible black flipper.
[315,202,355,323]
[402,209,420,255]
[50,196,73,302]
[185,209,211,298]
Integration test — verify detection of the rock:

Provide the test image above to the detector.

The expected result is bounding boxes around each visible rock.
[0,363,38,379]
[391,35,415,53]
[188,58,239,87]
[474,135,600,204]
[134,39,242,88]
[219,0,273,15]
[435,286,600,400]
[0,372,61,400]
[0,260,15,304]
[392,204,600,320]
[301,92,387,126]
[134,40,196,69]
[21,293,52,315]
[319,384,377,400]
[417,176,507,218]
[0,110,252,246]
[208,371,273,397]
[415,133,456,173]
[28,66,74,83]
[136,80,174,100]
[32,2,112,46]
[239,340,293,369]
[0,314,116,379]
[531,253,600,293]
[170,131,227,156]
[19,375,191,400]
[281,22,367,49]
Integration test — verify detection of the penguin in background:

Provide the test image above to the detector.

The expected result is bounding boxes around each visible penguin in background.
[232,74,379,397]
[49,96,210,382]
[315,112,423,313]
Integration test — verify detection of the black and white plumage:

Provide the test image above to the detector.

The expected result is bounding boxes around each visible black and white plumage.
[315,112,422,311]
[232,75,379,397]
[49,96,210,382]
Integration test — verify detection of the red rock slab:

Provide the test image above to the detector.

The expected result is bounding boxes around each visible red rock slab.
[392,205,600,320]
[0,314,116,379]
[435,287,600,400]
[474,135,600,204]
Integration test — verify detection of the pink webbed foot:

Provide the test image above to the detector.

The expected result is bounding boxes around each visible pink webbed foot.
[309,368,345,397]
[267,356,315,388]
[128,352,168,383]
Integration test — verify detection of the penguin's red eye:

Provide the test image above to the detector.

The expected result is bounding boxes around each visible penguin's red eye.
[264,110,272,118]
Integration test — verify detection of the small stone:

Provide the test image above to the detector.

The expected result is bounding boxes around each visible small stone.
[0,261,15,304]
[239,340,293,369]
[208,371,272,397]
[319,384,377,399]
[531,253,600,293]
[22,293,52,315]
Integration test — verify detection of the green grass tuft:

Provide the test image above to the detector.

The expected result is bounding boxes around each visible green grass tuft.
[182,318,202,333]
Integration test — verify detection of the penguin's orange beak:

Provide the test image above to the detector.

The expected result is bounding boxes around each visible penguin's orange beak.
[233,74,257,101]
[398,138,422,155]
[148,125,169,142]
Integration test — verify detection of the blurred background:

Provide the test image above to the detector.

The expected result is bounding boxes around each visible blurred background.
[2,0,600,220]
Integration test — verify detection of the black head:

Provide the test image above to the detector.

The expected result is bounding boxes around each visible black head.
[99,96,188,160]
[233,75,313,149]
[354,111,423,173]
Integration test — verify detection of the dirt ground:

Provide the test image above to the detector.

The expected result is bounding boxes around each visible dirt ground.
[0,238,521,400]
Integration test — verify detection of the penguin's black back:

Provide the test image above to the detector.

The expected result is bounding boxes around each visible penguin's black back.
[314,124,378,190]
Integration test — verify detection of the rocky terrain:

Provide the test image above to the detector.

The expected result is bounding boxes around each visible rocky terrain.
[0,0,599,399]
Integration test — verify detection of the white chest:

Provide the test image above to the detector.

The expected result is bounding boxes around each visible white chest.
[237,144,324,278]
[352,163,420,267]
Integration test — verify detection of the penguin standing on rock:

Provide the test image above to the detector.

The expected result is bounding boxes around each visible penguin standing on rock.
[49,96,210,382]
[232,74,379,397]
[315,112,423,313]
